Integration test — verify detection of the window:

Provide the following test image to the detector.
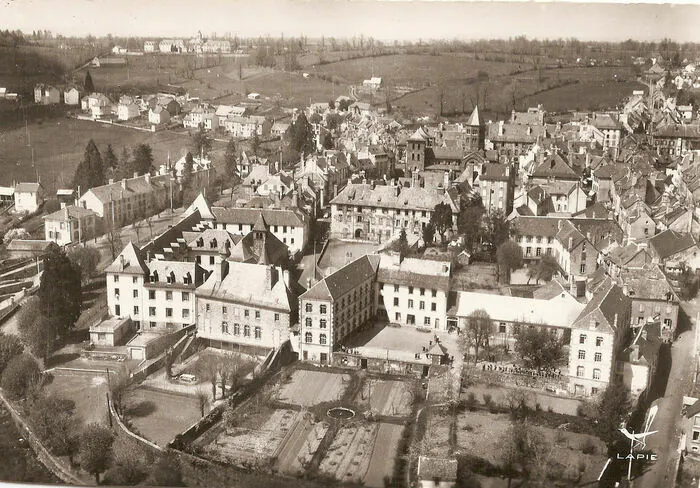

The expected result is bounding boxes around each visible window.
[233,323,240,335]
[394,285,399,292]
[166,291,173,300]
[319,334,327,345]
[593,369,601,380]
[578,350,586,360]
[210,256,215,265]
[579,334,586,344]
[182,292,190,301]
[149,307,156,317]
[536,247,542,257]
[221,322,229,334]
[254,326,261,340]
[244,325,250,337]
[182,309,190,319]
[694,431,700,441]
[274,313,280,321]
[594,352,602,362]
[166,308,173,318]
[133,289,138,298]
[305,332,312,343]
[395,312,401,321]
[409,286,414,294]
[499,323,506,333]
[408,299,414,308]
[255,310,261,319]
[114,304,121,316]
[320,319,327,328]
[424,317,431,325]
[133,306,139,315]
[132,276,138,284]
[113,275,119,283]
[393,297,399,306]
[420,288,425,296]
[114,288,120,297]
[320,304,327,314]
[305,303,313,312]
[577,366,585,377]
[596,337,603,347]
[205,303,210,312]
[432,289,437,298]
[591,387,599,395]
[306,317,312,327]
[149,290,156,300]
[150,321,156,328]
[244,309,249,318]
[526,247,532,256]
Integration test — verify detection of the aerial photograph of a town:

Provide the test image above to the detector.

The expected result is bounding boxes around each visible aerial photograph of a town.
[1,0,700,487]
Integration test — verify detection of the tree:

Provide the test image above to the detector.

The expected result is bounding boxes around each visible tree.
[149,452,185,486]
[181,152,195,189]
[67,246,100,284]
[484,210,511,248]
[17,297,54,359]
[38,246,82,338]
[456,203,484,252]
[463,309,493,364]
[197,355,219,401]
[397,227,409,255]
[103,144,118,181]
[109,365,132,417]
[105,219,124,260]
[0,333,23,374]
[429,202,453,244]
[513,326,565,370]
[289,112,315,155]
[73,139,105,191]
[114,146,133,181]
[195,388,209,418]
[79,423,114,484]
[1,353,40,400]
[223,138,238,183]
[527,254,558,284]
[192,127,212,158]
[3,227,31,245]
[496,241,522,284]
[597,380,632,450]
[422,222,435,246]
[131,144,154,176]
[84,70,95,93]
[338,98,352,111]
[251,129,261,156]
[28,393,80,464]
[500,420,547,480]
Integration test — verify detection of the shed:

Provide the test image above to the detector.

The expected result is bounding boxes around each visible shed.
[417,456,458,488]
[126,331,170,361]
[90,317,133,347]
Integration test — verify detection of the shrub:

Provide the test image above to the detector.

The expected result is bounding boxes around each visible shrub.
[555,430,567,446]
[581,438,597,455]
[576,404,586,417]
[482,393,492,406]
[1,353,40,400]
[465,392,477,411]
[535,403,542,412]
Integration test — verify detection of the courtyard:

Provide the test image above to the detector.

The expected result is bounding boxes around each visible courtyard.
[43,371,110,426]
[126,387,201,447]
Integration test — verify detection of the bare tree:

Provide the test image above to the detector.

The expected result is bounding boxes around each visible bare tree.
[105,219,124,261]
[109,365,132,417]
[197,356,219,401]
[458,309,493,364]
[195,388,209,418]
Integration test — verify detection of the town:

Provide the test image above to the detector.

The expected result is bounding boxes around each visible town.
[0,4,700,488]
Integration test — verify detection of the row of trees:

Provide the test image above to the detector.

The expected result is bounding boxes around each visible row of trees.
[72,139,155,193]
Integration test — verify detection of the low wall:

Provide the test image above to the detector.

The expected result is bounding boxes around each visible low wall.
[0,388,86,485]
[332,351,426,378]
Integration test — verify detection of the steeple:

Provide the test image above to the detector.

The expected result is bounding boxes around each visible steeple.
[467,105,481,126]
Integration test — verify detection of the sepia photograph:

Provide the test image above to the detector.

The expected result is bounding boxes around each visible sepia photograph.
[0,1,699,487]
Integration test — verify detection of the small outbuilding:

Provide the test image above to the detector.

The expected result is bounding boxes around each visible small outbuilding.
[90,317,133,347]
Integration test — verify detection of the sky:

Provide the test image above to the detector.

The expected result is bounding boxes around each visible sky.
[1,0,699,43]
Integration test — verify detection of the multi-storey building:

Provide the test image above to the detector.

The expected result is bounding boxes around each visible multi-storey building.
[43,205,97,246]
[196,261,296,353]
[329,182,460,243]
[298,254,380,364]
[479,163,515,214]
[376,254,451,330]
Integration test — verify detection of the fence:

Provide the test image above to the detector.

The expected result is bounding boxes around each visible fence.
[0,389,86,485]
[464,363,570,394]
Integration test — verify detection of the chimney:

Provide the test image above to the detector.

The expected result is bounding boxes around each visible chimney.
[292,189,298,207]
[213,259,229,282]
[443,171,449,189]
[505,166,510,178]
[306,277,312,289]
[283,269,290,288]
[133,172,139,179]
[119,254,125,270]
[498,120,505,136]
[60,201,66,209]
[109,178,114,185]
[121,178,127,190]
[266,265,279,288]
[391,251,403,266]
[145,173,151,184]
[568,236,573,249]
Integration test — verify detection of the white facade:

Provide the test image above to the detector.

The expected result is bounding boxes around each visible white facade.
[118,103,140,121]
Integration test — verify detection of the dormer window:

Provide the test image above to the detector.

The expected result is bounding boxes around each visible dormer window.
[150,271,159,283]
[167,271,175,284]
[197,238,204,247]
[210,238,217,249]
[184,272,192,285]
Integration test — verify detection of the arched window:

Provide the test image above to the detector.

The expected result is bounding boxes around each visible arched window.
[305,332,313,343]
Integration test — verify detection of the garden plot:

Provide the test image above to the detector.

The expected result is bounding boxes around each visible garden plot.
[277,369,351,407]
[423,409,452,458]
[319,422,378,483]
[205,408,300,468]
[275,415,330,475]
[362,423,404,488]
[357,379,414,417]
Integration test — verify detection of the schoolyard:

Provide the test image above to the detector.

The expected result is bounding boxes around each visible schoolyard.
[126,387,200,447]
[277,369,352,407]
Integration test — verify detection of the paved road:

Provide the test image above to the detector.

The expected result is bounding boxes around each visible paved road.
[632,300,698,488]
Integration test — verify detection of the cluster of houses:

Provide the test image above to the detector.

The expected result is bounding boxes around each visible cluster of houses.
[143,32,232,54]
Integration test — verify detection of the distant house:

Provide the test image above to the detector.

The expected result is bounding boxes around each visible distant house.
[362,77,383,91]
[148,106,170,125]
[143,41,156,53]
[90,317,133,347]
[271,121,291,138]
[82,93,112,118]
[247,92,261,100]
[147,95,180,116]
[417,456,458,488]
[111,45,127,55]
[159,39,185,53]
[222,115,268,138]
[56,189,75,205]
[43,205,98,246]
[33,84,60,105]
[117,102,140,121]
[0,186,14,204]
[6,240,58,260]
[63,87,80,106]
[14,182,45,213]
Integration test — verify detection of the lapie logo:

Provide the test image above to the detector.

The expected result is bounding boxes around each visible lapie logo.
[617,426,658,461]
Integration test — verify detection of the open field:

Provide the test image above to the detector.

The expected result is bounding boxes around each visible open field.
[43,371,110,426]
[522,79,646,113]
[318,422,378,483]
[356,379,413,417]
[277,369,351,407]
[127,387,200,447]
[362,422,404,488]
[0,118,225,194]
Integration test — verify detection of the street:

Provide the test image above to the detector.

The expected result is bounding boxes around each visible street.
[632,300,698,488]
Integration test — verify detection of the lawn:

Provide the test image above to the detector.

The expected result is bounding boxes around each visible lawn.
[424,409,452,458]
[43,371,110,426]
[356,379,414,417]
[362,422,404,488]
[0,118,215,194]
[126,387,200,447]
[521,79,646,112]
[277,369,351,407]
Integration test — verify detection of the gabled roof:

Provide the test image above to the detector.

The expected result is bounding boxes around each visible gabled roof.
[531,153,579,180]
[408,126,430,142]
[211,207,307,228]
[15,182,42,193]
[467,105,481,126]
[572,277,629,334]
[556,219,587,251]
[105,242,149,275]
[648,230,697,260]
[480,163,510,181]
[301,254,380,301]
[43,205,97,221]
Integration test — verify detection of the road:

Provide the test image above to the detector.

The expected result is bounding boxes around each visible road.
[632,299,698,488]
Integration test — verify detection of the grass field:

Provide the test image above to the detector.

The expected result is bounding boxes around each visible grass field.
[43,371,110,426]
[521,79,646,112]
[277,369,351,407]
[0,119,224,194]
[127,387,200,447]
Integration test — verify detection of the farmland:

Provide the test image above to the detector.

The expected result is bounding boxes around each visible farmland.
[0,118,225,194]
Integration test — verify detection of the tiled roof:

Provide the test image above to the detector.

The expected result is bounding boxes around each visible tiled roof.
[531,153,579,180]
[105,242,149,275]
[6,240,56,252]
[431,146,464,161]
[377,255,451,291]
[487,122,545,143]
[480,163,510,181]
[408,126,430,142]
[648,230,697,260]
[211,207,306,228]
[417,457,458,481]
[15,182,42,193]
[467,105,481,126]
[85,174,167,204]
[301,254,380,301]
[572,277,629,334]
[43,205,97,221]
[330,183,459,213]
[145,260,205,287]
[512,216,562,237]
[618,266,677,301]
